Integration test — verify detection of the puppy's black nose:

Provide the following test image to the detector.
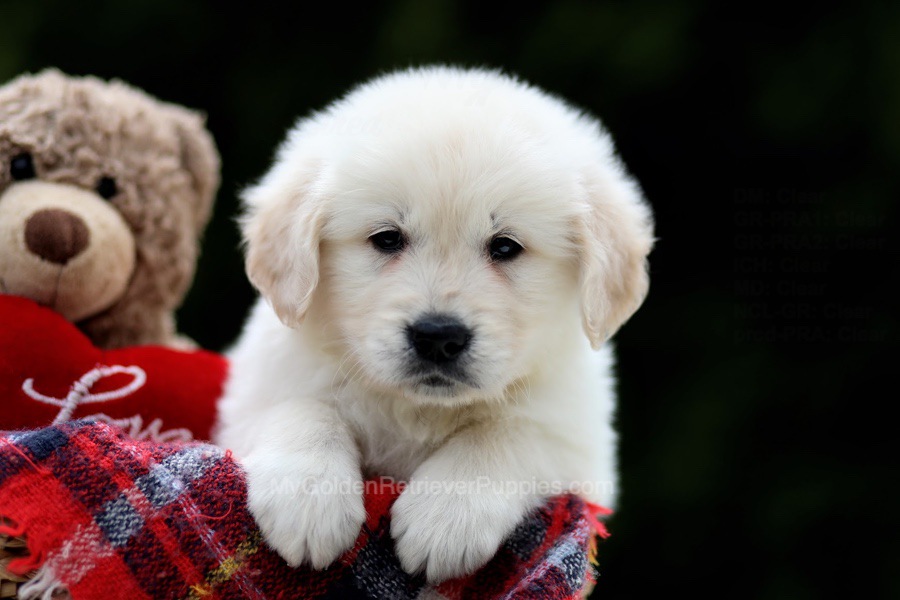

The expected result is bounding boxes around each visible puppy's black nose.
[407,315,472,364]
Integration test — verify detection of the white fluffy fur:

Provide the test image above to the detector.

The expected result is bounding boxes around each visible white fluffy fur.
[214,66,654,583]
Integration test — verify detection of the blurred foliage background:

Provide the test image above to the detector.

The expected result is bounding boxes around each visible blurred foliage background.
[1,1,896,598]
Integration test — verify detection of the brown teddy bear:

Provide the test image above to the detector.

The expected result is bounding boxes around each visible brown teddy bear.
[0,69,222,598]
[0,68,220,349]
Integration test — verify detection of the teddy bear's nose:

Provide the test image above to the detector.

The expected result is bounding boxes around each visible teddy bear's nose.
[24,208,90,265]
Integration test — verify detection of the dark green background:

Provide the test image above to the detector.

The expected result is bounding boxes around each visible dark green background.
[2,1,896,597]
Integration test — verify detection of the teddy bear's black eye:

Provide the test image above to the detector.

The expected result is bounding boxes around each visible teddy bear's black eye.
[489,236,524,261]
[10,153,36,181]
[370,229,405,253]
[96,176,118,199]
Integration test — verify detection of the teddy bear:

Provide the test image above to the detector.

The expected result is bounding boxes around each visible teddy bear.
[0,69,226,598]
[0,68,228,440]
[0,68,220,349]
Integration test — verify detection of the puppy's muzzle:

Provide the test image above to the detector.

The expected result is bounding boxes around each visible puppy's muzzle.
[407,314,471,364]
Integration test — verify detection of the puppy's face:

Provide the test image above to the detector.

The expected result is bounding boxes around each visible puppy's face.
[307,129,587,403]
[242,76,653,406]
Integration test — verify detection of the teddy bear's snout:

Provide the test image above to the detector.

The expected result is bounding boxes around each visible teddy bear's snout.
[24,208,90,265]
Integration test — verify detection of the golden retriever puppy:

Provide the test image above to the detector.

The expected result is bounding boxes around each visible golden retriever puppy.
[214,66,653,583]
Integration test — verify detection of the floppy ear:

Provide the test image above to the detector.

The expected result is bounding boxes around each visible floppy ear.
[170,108,221,235]
[578,163,654,349]
[240,164,324,328]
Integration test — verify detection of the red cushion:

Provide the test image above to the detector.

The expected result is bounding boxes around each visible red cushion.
[0,295,226,441]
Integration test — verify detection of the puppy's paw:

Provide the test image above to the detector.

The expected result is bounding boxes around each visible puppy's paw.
[390,484,523,583]
[244,456,365,569]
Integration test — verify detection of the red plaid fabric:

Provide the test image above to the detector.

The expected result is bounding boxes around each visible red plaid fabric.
[0,421,608,599]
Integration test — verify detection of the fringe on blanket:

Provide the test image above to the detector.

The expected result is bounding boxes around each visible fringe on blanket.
[18,565,68,600]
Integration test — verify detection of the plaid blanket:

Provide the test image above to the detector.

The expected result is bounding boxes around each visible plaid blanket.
[0,421,608,599]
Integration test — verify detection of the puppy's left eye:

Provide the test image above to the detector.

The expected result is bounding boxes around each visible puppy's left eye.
[370,229,405,253]
[489,236,523,261]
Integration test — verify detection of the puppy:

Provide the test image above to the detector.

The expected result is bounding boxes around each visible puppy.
[214,66,653,583]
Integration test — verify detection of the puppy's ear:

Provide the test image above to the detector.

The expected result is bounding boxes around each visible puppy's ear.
[577,163,654,349]
[240,164,324,328]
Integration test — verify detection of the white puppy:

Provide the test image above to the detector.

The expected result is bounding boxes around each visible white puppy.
[214,66,653,583]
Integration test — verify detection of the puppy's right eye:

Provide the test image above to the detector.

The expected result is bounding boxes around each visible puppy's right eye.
[10,153,36,181]
[370,229,405,253]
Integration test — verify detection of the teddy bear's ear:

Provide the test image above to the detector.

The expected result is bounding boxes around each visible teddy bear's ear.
[577,159,654,349]
[169,108,221,234]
